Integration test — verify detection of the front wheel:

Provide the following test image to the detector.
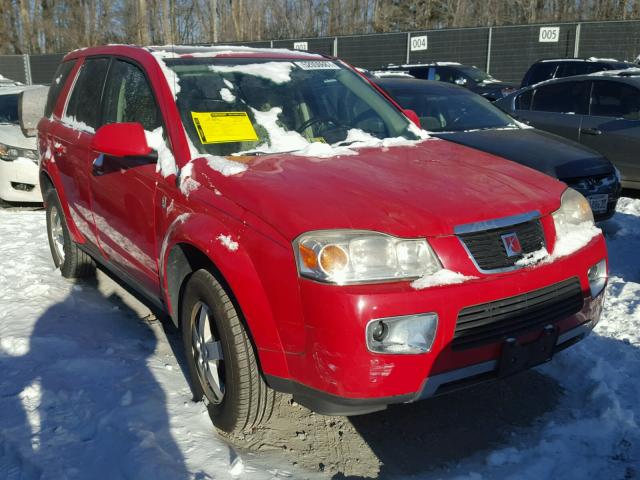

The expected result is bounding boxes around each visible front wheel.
[45,189,95,278]
[181,269,279,434]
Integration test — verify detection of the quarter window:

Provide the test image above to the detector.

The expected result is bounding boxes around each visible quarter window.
[527,63,558,85]
[102,60,161,131]
[515,90,533,110]
[45,60,77,117]
[65,58,109,130]
[590,81,640,119]
[531,81,589,114]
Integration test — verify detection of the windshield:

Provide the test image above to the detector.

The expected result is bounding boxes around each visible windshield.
[458,66,494,83]
[166,58,415,156]
[384,86,517,132]
[0,94,19,124]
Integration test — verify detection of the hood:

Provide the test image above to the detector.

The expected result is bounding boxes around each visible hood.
[433,128,613,180]
[0,124,36,150]
[196,139,566,241]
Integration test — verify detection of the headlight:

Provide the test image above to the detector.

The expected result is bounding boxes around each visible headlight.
[0,142,38,163]
[501,87,516,97]
[294,230,441,284]
[614,166,622,184]
[552,188,594,236]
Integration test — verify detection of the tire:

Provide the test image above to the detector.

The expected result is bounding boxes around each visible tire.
[181,269,279,434]
[45,189,95,278]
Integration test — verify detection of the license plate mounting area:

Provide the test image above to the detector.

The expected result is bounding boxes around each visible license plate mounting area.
[499,325,558,377]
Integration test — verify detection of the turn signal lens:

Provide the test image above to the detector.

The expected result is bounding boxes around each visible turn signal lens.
[299,244,318,269]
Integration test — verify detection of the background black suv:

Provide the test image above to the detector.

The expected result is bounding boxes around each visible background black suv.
[496,70,640,190]
[381,62,517,100]
[521,57,636,88]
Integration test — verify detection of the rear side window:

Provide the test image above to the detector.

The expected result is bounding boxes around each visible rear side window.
[531,81,589,114]
[526,63,558,86]
[407,67,429,80]
[102,60,161,131]
[44,60,77,117]
[590,81,640,119]
[434,67,456,83]
[64,57,110,130]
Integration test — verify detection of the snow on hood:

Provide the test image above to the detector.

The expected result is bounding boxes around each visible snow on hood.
[0,124,36,150]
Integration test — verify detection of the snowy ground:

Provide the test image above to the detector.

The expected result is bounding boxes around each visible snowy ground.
[0,198,639,479]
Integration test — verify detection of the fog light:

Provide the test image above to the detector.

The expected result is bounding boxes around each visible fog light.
[588,259,607,297]
[366,313,438,354]
[371,321,387,342]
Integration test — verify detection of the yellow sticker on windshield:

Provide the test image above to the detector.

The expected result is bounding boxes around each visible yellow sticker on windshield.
[191,111,258,144]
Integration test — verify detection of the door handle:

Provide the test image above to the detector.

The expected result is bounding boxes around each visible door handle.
[580,127,602,136]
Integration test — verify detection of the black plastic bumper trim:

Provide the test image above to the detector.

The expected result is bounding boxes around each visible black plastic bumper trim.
[264,375,413,416]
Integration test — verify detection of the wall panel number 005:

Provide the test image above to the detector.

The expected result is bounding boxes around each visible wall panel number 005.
[539,27,560,42]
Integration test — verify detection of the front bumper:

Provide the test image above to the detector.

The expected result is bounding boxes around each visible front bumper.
[267,312,601,415]
[267,233,607,414]
[0,158,42,203]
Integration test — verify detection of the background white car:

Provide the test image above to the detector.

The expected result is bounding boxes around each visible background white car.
[0,85,42,203]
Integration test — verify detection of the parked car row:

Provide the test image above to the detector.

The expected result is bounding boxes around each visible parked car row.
[371,76,621,220]
[375,56,638,192]
[28,45,609,435]
[381,62,517,100]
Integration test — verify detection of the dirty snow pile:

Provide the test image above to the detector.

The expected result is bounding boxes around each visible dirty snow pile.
[0,198,639,479]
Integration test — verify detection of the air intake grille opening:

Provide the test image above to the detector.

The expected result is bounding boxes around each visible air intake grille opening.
[453,278,583,350]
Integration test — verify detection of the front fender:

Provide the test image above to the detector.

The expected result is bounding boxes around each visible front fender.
[38,132,85,244]
[160,211,292,379]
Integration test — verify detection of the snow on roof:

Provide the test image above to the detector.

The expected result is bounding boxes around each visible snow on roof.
[147,44,322,59]
[539,57,625,63]
[589,67,640,77]
[371,71,415,78]
[208,62,296,84]
[387,62,462,68]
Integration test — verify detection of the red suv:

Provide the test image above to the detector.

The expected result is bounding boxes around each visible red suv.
[38,45,608,434]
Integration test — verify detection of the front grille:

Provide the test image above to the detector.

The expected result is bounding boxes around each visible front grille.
[562,173,618,194]
[453,278,583,349]
[458,219,545,271]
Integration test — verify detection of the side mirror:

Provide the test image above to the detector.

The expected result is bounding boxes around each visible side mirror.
[403,109,421,128]
[91,123,154,158]
[454,77,467,86]
[19,86,49,137]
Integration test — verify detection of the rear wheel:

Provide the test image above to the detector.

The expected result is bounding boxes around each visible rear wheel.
[45,189,95,278]
[181,269,279,434]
